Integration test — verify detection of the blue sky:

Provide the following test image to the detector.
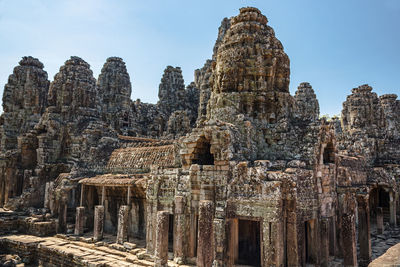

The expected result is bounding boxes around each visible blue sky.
[0,0,399,116]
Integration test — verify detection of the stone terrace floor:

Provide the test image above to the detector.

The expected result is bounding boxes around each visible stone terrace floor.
[0,234,195,267]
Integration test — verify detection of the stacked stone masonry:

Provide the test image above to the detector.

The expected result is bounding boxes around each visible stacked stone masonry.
[0,6,399,267]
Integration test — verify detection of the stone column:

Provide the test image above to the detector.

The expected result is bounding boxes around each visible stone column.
[44,182,51,209]
[130,201,140,235]
[212,218,226,266]
[320,218,330,267]
[101,186,105,205]
[174,196,185,262]
[377,207,384,234]
[57,202,67,233]
[155,211,169,267]
[80,184,84,206]
[357,195,371,267]
[227,218,238,265]
[329,216,336,257]
[197,200,214,267]
[48,182,55,215]
[117,205,129,244]
[74,206,85,236]
[264,220,284,266]
[187,213,197,258]
[146,201,156,254]
[390,191,396,226]
[127,186,131,206]
[286,220,299,266]
[93,205,104,241]
[342,213,357,266]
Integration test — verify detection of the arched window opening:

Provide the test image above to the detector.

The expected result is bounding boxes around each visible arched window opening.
[192,137,214,165]
[323,142,335,164]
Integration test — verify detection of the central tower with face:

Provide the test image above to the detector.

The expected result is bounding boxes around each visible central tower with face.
[207,7,293,123]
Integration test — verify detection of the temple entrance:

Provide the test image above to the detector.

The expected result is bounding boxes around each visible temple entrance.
[168,214,174,252]
[370,187,390,222]
[237,219,261,266]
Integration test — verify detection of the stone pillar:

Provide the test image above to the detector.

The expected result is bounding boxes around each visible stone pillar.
[213,218,226,265]
[57,202,67,233]
[320,218,330,267]
[396,192,400,224]
[329,216,336,256]
[80,184,84,206]
[74,206,85,236]
[130,201,140,235]
[44,182,51,209]
[48,182,55,215]
[342,213,357,266]
[146,202,156,254]
[187,213,197,258]
[377,207,384,234]
[117,205,129,244]
[357,195,371,267]
[155,211,169,267]
[174,196,185,262]
[127,186,131,206]
[101,186,105,205]
[197,200,214,267]
[264,221,284,266]
[93,205,104,241]
[286,220,299,266]
[390,191,396,226]
[227,218,238,265]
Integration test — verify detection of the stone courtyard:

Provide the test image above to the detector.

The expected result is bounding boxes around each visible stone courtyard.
[0,6,399,267]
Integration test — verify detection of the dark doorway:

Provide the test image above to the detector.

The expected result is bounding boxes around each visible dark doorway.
[168,214,174,252]
[237,219,261,266]
[192,137,214,165]
[378,188,390,208]
[323,142,335,164]
[137,199,146,238]
[370,187,390,222]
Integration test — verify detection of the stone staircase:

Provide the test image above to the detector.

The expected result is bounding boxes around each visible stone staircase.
[0,234,195,267]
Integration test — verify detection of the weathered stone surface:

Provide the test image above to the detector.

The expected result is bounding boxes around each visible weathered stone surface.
[197,200,214,267]
[158,66,186,116]
[154,211,169,267]
[341,84,384,135]
[194,60,213,124]
[380,94,400,137]
[0,6,399,267]
[208,7,292,122]
[184,82,199,126]
[97,57,133,135]
[165,110,191,139]
[116,205,129,244]
[1,57,49,151]
[294,82,319,121]
[93,205,104,241]
[74,206,85,236]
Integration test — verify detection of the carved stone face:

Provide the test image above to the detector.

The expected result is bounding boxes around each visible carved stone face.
[212,8,290,95]
[207,7,293,121]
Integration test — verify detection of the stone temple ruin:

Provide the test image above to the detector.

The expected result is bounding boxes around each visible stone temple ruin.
[0,6,399,267]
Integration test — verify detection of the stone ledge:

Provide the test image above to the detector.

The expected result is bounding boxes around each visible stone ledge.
[369,242,400,267]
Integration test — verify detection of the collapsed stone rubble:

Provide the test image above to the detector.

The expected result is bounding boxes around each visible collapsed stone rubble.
[0,6,399,267]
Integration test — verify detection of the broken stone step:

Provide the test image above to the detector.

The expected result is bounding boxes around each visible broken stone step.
[123,242,136,250]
